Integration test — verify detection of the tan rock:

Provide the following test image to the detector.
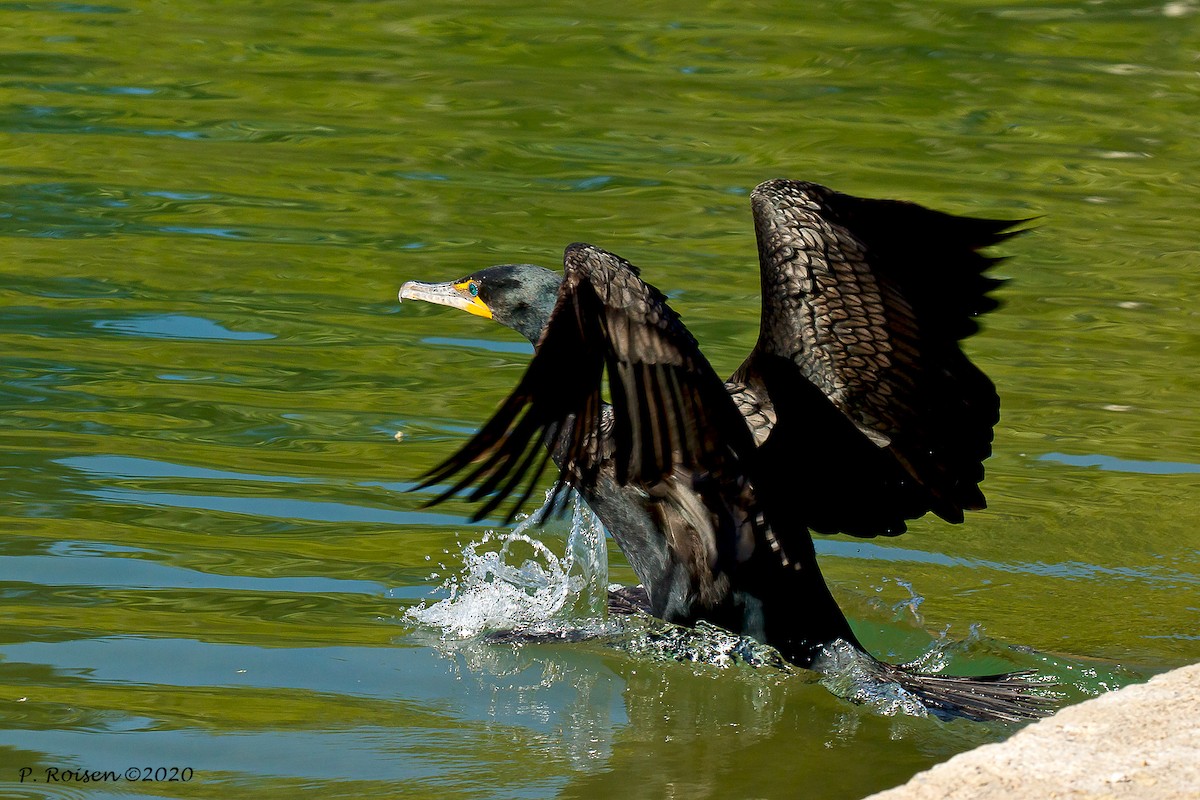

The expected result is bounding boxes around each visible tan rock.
[865,662,1200,800]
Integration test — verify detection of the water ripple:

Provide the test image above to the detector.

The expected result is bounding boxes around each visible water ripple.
[80,487,474,527]
[2,554,385,595]
[1038,451,1200,475]
[93,314,274,341]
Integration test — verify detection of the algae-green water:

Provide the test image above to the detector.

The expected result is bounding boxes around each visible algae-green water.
[1,2,1197,798]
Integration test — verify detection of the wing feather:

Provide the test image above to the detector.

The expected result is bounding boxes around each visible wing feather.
[741,179,1022,534]
[416,242,754,525]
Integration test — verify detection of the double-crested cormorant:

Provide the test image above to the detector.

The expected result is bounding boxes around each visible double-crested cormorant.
[400,179,1046,721]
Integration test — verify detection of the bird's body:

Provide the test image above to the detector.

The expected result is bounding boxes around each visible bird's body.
[399,179,1047,721]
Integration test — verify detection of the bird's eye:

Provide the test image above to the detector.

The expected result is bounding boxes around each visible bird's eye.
[468,281,479,297]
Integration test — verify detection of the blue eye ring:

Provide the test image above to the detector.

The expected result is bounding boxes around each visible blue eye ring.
[468,281,479,297]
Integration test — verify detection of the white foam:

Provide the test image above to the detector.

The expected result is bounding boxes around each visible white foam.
[406,490,610,637]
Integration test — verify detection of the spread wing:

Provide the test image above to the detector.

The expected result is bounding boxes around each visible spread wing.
[416,242,755,526]
[738,179,1021,535]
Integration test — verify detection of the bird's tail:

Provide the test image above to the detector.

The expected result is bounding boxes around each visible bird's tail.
[814,641,1054,722]
[876,662,1054,722]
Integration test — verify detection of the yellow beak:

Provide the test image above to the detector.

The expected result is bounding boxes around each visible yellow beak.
[399,280,492,319]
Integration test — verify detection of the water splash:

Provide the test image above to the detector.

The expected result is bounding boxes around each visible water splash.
[814,640,931,718]
[888,578,925,624]
[407,512,1099,721]
[615,618,793,671]
[872,576,927,627]
[567,491,609,619]
[404,489,788,673]
[406,489,610,637]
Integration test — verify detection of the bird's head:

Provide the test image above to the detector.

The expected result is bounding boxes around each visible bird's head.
[399,263,562,344]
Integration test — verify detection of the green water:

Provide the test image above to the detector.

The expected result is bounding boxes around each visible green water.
[2,0,1198,797]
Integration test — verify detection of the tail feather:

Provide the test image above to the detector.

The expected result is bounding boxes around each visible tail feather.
[607,584,653,616]
[880,663,1055,722]
[815,641,1055,722]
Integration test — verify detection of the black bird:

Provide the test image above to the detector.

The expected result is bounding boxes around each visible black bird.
[399,179,1047,721]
